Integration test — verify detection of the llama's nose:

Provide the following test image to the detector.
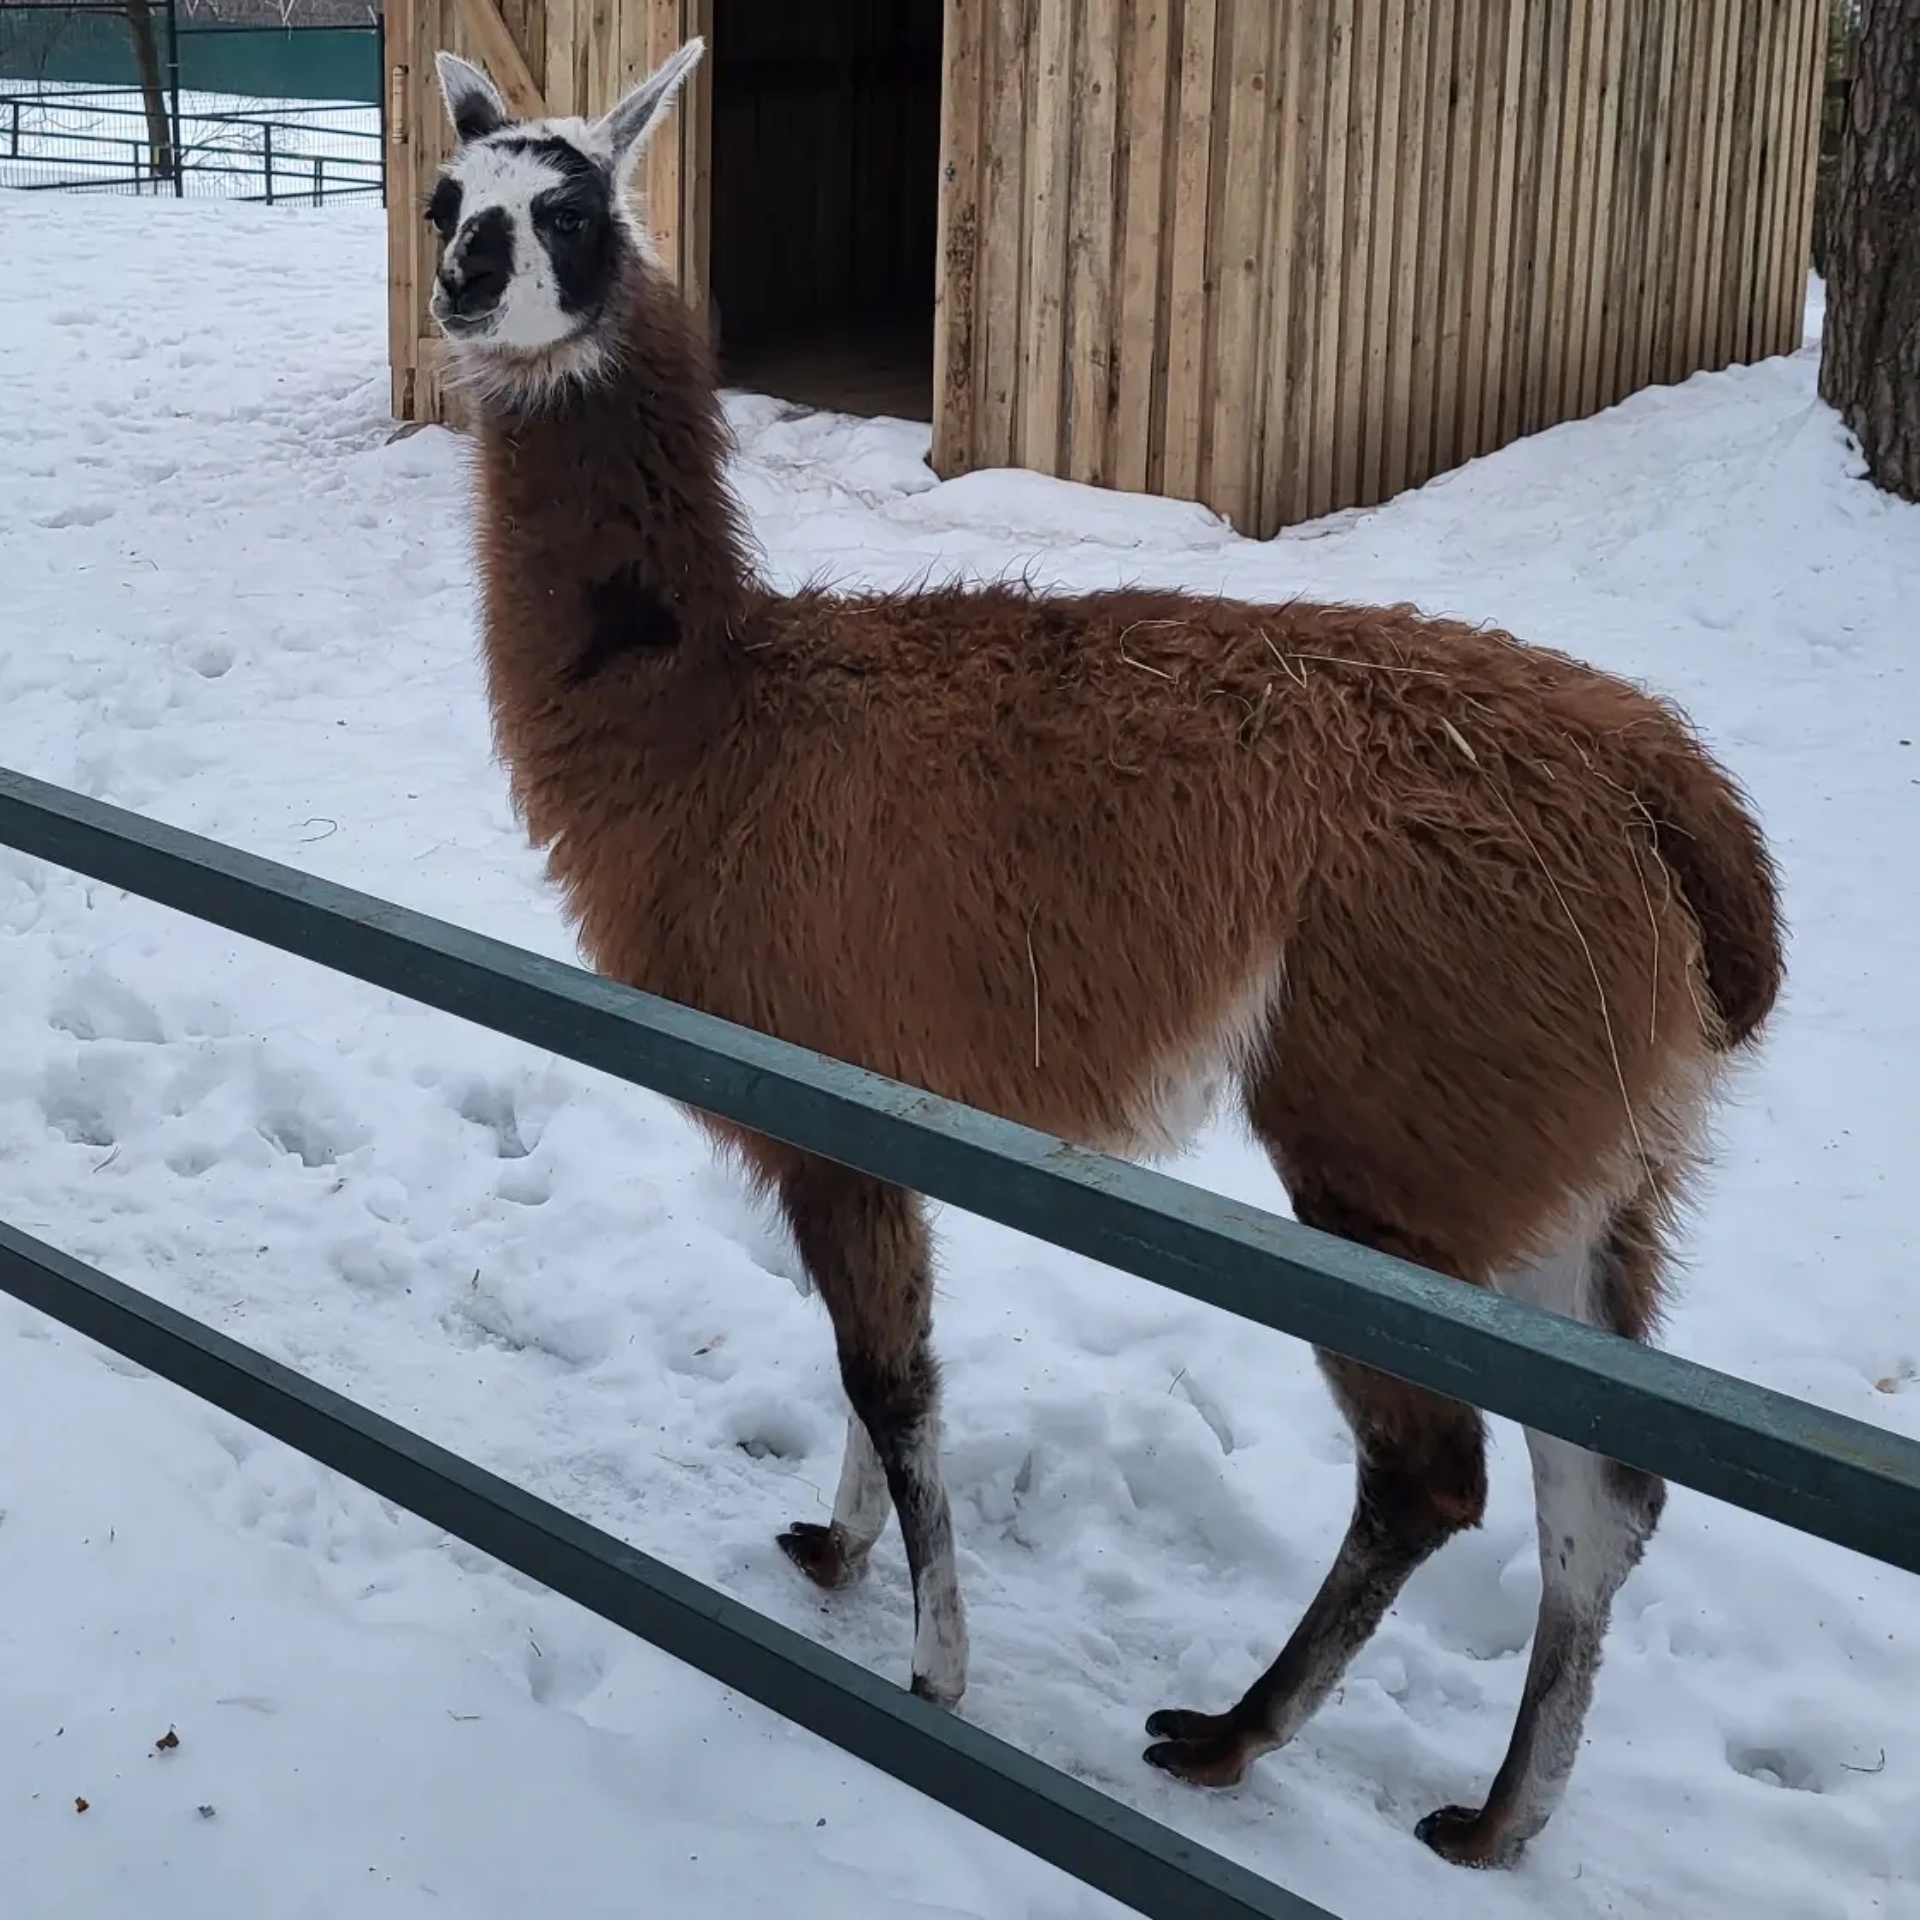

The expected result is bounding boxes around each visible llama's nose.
[437,208,513,321]
[438,250,508,319]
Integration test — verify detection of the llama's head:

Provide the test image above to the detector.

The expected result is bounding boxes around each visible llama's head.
[425,40,703,401]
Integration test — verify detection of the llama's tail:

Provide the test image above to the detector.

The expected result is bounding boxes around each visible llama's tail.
[1634,725,1784,1052]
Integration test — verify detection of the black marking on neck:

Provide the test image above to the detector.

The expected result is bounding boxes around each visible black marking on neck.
[567,566,682,685]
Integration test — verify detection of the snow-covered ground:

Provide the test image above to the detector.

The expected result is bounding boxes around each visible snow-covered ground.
[0,193,1916,1920]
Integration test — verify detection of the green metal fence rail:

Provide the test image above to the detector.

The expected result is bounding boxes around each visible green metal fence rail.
[0,762,1916,1918]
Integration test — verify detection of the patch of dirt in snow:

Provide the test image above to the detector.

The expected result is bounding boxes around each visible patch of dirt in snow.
[0,196,1916,1920]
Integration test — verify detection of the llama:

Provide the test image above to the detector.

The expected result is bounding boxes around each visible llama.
[424,43,1783,1868]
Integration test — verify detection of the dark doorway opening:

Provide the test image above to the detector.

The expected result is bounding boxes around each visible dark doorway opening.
[708,0,943,424]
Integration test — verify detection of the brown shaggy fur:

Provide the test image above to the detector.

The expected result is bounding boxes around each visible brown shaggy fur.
[437,48,1783,1871]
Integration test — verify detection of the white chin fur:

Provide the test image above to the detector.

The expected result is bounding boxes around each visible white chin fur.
[441,330,614,412]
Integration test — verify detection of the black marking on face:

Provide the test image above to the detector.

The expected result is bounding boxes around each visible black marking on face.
[532,168,619,319]
[489,134,605,184]
[425,174,463,242]
[440,205,514,320]
[568,567,682,685]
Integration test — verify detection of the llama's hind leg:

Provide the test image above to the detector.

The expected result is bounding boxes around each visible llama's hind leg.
[773,1156,967,1706]
[1146,1204,1488,1789]
[1417,1193,1669,1867]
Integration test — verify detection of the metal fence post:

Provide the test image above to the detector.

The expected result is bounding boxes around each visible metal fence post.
[262,118,273,205]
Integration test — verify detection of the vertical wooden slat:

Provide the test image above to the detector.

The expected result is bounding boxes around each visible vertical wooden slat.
[1018,0,1076,472]
[414,0,454,422]
[1776,0,1825,352]
[1620,0,1664,403]
[1597,0,1644,405]
[1627,0,1666,399]
[1577,0,1624,410]
[583,0,611,114]
[1631,0,1681,393]
[1402,0,1452,489]
[1255,2,1304,532]
[1487,0,1536,453]
[1162,0,1220,502]
[1518,0,1569,435]
[1305,0,1353,519]
[1740,0,1782,364]
[640,0,684,292]
[976,0,1033,469]
[1426,0,1476,479]
[1065,0,1121,484]
[1272,0,1329,525]
[932,0,986,475]
[1474,0,1520,455]
[1761,0,1814,357]
[1715,0,1761,370]
[1479,0,1531,453]
[1689,0,1731,370]
[1659,0,1707,383]
[1686,0,1734,372]
[1764,0,1807,355]
[1767,0,1805,356]
[1550,0,1597,424]
[1356,0,1405,504]
[1208,0,1279,526]
[543,0,577,113]
[1110,0,1172,493]
[385,0,418,420]
[671,0,711,324]
[1330,0,1382,509]
[1380,0,1428,502]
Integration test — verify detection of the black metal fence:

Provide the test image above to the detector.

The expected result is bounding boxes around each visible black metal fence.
[0,1,383,202]
[1,762,1916,1920]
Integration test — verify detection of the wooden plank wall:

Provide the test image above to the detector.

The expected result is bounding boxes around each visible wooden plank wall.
[931,0,1829,537]
[387,0,709,427]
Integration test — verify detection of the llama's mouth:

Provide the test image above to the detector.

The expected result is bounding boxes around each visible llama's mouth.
[431,301,497,342]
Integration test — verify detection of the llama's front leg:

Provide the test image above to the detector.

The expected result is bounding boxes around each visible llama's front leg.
[776,1159,968,1706]
[1145,1355,1487,1788]
[778,1412,889,1589]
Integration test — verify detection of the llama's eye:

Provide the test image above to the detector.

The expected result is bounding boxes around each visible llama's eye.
[549,208,586,237]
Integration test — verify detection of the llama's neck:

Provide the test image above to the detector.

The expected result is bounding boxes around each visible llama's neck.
[467,259,754,779]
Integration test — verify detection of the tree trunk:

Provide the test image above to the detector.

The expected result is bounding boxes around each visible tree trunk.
[1818,0,1920,501]
[120,0,177,186]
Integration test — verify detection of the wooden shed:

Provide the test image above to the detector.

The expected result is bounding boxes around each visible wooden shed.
[386,0,1829,537]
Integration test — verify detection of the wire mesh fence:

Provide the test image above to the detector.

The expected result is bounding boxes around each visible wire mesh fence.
[0,1,383,203]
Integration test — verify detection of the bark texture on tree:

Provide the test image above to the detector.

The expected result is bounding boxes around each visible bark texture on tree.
[121,0,178,185]
[1818,0,1920,501]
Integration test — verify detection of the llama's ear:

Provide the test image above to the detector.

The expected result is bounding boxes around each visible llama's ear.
[595,37,704,176]
[435,51,511,144]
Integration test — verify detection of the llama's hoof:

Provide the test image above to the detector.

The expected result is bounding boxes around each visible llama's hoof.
[909,1670,965,1710]
[1142,1708,1256,1789]
[777,1521,866,1591]
[1414,1804,1524,1870]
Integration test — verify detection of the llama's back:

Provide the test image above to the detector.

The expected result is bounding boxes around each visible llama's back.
[674,585,1779,1201]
